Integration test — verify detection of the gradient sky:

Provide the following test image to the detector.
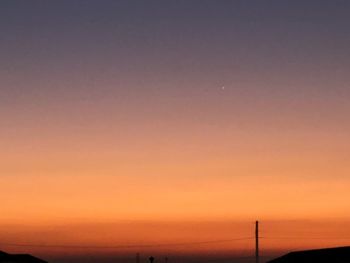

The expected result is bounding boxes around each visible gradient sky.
[1,1,350,262]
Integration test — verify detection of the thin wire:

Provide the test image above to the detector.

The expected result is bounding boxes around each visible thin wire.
[0,237,254,249]
[206,255,257,261]
[262,236,350,240]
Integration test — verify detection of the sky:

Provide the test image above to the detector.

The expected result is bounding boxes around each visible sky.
[1,0,350,262]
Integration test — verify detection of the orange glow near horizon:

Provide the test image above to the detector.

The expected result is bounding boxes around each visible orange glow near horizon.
[2,100,350,258]
[1,220,350,259]
[1,173,350,224]
[2,116,350,256]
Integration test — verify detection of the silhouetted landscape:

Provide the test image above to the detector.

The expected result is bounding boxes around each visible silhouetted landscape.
[0,251,47,263]
[268,246,350,263]
[3,246,350,263]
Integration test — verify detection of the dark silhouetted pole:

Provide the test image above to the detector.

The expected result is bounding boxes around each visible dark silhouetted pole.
[136,253,140,263]
[255,220,259,263]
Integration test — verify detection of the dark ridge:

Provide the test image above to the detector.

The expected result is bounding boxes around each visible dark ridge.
[266,246,350,263]
[0,251,48,263]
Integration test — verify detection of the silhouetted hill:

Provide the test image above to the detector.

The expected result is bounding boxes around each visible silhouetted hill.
[0,251,47,263]
[266,246,350,263]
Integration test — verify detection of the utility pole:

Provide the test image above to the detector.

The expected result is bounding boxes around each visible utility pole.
[136,253,140,263]
[255,220,259,263]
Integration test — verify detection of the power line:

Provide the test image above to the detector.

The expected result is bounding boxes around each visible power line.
[255,220,259,263]
[2,236,349,249]
[0,237,254,249]
[262,236,350,240]
[204,255,257,262]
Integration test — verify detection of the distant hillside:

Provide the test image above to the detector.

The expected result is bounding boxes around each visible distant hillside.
[0,251,47,263]
[267,246,350,263]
